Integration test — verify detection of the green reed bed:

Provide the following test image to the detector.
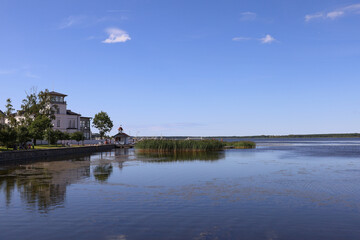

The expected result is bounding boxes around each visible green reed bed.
[135,139,225,152]
[224,141,256,149]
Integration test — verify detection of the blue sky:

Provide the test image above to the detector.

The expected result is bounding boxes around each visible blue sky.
[0,0,360,136]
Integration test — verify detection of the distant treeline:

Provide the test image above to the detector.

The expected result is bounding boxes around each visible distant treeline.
[138,133,360,139]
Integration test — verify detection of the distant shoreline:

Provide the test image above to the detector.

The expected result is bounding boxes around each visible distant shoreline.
[137,133,360,139]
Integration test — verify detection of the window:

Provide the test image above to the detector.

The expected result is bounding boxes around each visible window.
[57,119,60,127]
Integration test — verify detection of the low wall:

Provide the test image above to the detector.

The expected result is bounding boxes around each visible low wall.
[0,145,115,163]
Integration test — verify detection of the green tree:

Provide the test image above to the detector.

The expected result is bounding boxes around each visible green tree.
[21,89,56,145]
[92,111,113,139]
[5,98,17,128]
[0,99,17,149]
[71,131,84,145]
[16,125,31,148]
[44,129,63,145]
[0,125,17,149]
[29,115,52,144]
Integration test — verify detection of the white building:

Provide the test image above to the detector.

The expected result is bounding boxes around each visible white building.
[49,91,92,139]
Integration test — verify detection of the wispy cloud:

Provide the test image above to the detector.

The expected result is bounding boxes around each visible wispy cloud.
[305,13,323,22]
[59,15,86,29]
[24,72,40,79]
[232,36,251,41]
[59,13,128,30]
[305,3,360,22]
[102,28,131,43]
[0,69,16,75]
[260,34,276,44]
[232,34,277,44]
[239,12,257,21]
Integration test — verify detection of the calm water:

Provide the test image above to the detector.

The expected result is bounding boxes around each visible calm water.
[1,138,360,240]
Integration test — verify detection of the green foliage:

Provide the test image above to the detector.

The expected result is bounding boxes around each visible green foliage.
[29,115,52,142]
[92,111,113,139]
[21,89,56,145]
[224,141,256,149]
[0,125,17,149]
[60,131,71,140]
[5,98,17,128]
[16,125,31,146]
[135,139,225,152]
[44,129,64,145]
[71,131,84,144]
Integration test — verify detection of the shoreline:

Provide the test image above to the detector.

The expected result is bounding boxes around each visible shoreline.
[0,145,116,163]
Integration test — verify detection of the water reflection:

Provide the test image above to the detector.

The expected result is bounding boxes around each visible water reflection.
[93,164,113,182]
[0,157,90,212]
[136,150,225,162]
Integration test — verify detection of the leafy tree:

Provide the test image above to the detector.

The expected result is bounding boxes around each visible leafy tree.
[21,89,56,145]
[92,111,113,139]
[44,129,63,145]
[0,125,17,149]
[0,99,17,149]
[5,98,17,128]
[29,115,52,144]
[71,131,84,145]
[16,125,31,148]
[58,131,71,146]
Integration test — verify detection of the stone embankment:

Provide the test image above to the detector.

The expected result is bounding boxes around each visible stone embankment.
[0,145,115,163]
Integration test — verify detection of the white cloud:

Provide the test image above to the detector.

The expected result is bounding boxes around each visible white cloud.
[232,34,277,44]
[305,4,360,22]
[102,28,131,43]
[305,13,324,22]
[59,15,86,29]
[232,36,251,41]
[240,12,257,21]
[342,3,360,11]
[260,34,276,44]
[326,11,344,19]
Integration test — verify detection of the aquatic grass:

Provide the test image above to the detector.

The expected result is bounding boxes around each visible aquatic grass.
[224,141,256,149]
[135,139,225,152]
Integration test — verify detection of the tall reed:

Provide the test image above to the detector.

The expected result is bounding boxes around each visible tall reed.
[135,139,225,152]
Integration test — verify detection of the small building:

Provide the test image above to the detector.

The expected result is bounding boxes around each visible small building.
[113,132,130,145]
[0,110,5,125]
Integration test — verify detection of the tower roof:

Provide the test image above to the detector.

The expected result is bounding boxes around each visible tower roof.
[49,91,67,97]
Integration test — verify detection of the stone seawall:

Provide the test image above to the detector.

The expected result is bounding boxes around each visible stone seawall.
[0,145,115,163]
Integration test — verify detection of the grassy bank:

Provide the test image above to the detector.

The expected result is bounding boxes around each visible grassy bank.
[0,145,85,152]
[135,139,256,152]
[135,139,225,152]
[224,141,256,149]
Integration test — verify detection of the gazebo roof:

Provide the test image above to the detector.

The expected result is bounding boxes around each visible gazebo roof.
[113,132,130,138]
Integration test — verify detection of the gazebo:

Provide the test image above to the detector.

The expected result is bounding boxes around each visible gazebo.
[113,132,130,145]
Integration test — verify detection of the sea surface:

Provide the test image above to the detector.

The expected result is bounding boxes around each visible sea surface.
[1,138,360,240]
